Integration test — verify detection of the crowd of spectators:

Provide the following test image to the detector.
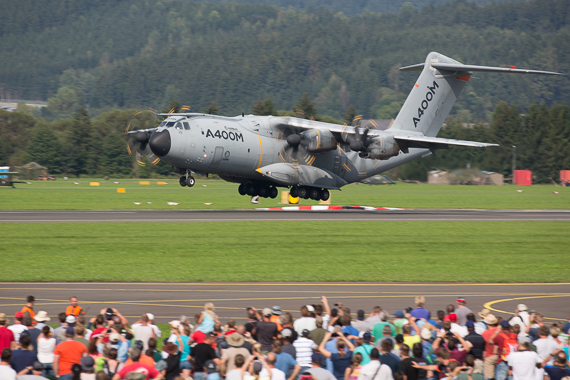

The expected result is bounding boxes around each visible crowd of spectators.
[1,295,569,380]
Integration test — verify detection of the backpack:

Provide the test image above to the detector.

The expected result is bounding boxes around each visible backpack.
[500,333,518,361]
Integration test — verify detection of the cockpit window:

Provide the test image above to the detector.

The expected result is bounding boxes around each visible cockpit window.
[183,122,190,130]
[166,121,176,127]
[175,122,183,130]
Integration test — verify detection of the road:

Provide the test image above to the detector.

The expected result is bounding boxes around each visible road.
[1,209,570,222]
[1,282,568,324]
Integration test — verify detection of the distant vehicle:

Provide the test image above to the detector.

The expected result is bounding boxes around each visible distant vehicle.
[128,52,562,201]
[0,171,26,187]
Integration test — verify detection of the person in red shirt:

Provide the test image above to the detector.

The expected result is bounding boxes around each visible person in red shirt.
[481,314,499,380]
[112,348,163,380]
[89,315,107,341]
[489,321,518,380]
[0,313,15,351]
[53,326,88,380]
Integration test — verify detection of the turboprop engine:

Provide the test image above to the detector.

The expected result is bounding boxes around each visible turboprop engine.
[358,136,400,160]
[299,129,337,153]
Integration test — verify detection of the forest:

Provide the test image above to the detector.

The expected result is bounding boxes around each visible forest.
[0,0,568,181]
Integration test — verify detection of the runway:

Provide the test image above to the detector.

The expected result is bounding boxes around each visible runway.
[1,209,570,222]
[1,282,568,324]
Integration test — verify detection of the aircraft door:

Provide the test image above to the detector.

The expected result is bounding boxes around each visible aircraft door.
[333,155,347,178]
[209,146,224,169]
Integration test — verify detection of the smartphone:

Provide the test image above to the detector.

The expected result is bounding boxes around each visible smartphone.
[334,303,339,306]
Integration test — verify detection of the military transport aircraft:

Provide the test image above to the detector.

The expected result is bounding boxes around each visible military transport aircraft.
[127,52,562,201]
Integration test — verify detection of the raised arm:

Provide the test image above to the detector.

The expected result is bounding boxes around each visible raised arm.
[319,331,334,358]
[453,331,472,351]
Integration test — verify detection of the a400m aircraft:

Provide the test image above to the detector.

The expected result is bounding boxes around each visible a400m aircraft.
[128,52,562,201]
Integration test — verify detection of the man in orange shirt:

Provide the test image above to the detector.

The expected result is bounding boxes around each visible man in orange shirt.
[65,296,85,317]
[124,340,156,368]
[21,296,35,325]
[481,314,499,380]
[53,326,88,380]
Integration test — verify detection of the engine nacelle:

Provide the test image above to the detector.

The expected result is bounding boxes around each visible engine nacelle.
[359,136,400,160]
[300,129,337,153]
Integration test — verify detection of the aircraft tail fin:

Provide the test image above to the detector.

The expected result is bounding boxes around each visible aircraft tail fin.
[393,52,564,137]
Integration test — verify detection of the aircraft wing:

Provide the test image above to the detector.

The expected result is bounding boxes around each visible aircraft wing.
[400,62,564,76]
[127,128,156,134]
[394,134,499,150]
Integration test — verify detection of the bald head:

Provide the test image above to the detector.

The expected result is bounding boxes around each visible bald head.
[237,325,246,335]
[266,352,276,366]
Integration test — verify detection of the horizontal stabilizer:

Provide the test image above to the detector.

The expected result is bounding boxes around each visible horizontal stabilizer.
[127,128,156,134]
[400,62,564,76]
[394,134,499,150]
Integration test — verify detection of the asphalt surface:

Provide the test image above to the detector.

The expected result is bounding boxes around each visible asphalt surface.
[1,209,570,222]
[1,282,568,324]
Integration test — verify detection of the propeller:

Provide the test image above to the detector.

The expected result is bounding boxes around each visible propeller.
[126,109,160,166]
[277,129,314,165]
[344,127,372,152]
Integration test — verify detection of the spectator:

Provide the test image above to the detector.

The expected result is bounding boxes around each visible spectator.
[53,326,88,380]
[161,342,181,380]
[509,305,530,338]
[317,297,332,330]
[293,329,318,373]
[372,313,396,344]
[310,317,328,346]
[112,348,163,380]
[8,312,27,343]
[280,329,297,359]
[411,347,451,379]
[419,329,436,365]
[10,333,38,375]
[307,352,336,380]
[294,306,317,336]
[379,339,401,375]
[66,297,86,318]
[195,303,219,334]
[345,352,364,380]
[376,326,396,349]
[132,314,161,339]
[133,315,155,351]
[105,332,128,363]
[464,321,485,361]
[488,322,518,380]
[354,332,375,365]
[34,311,51,332]
[456,355,484,380]
[74,325,90,348]
[366,307,384,328]
[244,308,258,338]
[480,314,499,380]
[1,348,17,380]
[204,359,221,380]
[125,341,155,368]
[271,339,300,380]
[190,332,220,380]
[21,296,36,325]
[411,343,429,380]
[89,315,107,342]
[357,348,393,380]
[541,349,570,380]
[226,354,249,380]
[259,352,286,380]
[253,308,278,353]
[402,323,420,349]
[0,313,15,351]
[455,298,472,327]
[563,315,570,335]
[54,313,68,344]
[399,344,420,380]
[392,312,409,336]
[37,326,56,377]
[270,307,283,330]
[319,331,355,380]
[18,360,47,380]
[446,315,468,338]
[353,310,372,334]
[410,297,430,321]
[533,325,561,366]
[506,336,541,380]
[99,346,124,379]
[475,310,490,335]
[80,356,96,380]
[221,333,251,375]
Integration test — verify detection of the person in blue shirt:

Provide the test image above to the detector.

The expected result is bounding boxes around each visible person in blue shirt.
[319,331,356,380]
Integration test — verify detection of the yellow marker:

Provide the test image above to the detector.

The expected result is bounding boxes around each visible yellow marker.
[156,181,166,185]
[117,188,126,193]
[139,181,150,185]
[89,182,100,186]
[288,194,300,204]
[281,191,290,204]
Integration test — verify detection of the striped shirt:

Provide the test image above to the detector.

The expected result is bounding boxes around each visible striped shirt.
[293,337,317,367]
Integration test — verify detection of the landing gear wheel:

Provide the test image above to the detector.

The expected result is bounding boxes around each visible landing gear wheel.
[290,186,299,198]
[320,189,330,201]
[238,184,247,196]
[298,186,308,199]
[179,176,187,187]
[186,176,195,187]
[246,184,256,196]
[309,188,320,200]
[269,187,278,199]
[259,186,269,198]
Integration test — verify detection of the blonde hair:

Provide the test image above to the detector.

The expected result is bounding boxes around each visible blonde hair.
[415,296,425,307]
[204,302,215,318]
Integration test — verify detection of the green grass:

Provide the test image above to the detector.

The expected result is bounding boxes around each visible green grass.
[1,179,569,210]
[1,221,568,282]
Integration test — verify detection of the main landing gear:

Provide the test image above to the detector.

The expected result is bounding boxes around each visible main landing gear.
[290,186,330,201]
[238,183,278,199]
[179,175,195,187]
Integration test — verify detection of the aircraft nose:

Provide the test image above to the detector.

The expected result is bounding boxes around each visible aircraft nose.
[149,129,171,157]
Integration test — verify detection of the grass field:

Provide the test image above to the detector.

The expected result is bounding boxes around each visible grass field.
[1,221,568,282]
[1,179,569,210]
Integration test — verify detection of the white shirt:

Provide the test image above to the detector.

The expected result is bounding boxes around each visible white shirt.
[507,350,541,380]
[533,337,562,365]
[37,337,56,363]
[294,318,316,336]
[292,337,317,367]
[0,364,17,380]
[357,360,393,380]
[8,324,27,342]
[227,369,250,380]
[132,323,161,338]
[260,367,286,380]
[509,313,530,337]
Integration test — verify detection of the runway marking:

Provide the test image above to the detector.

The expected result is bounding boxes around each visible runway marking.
[483,294,570,321]
[1,282,569,286]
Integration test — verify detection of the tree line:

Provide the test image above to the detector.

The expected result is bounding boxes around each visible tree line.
[1,98,568,182]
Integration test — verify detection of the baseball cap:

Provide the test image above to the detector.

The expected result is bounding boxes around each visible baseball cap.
[109,333,121,343]
[302,329,310,337]
[357,310,365,320]
[517,304,528,312]
[363,332,371,341]
[65,326,75,336]
[262,308,273,317]
[272,306,283,315]
[66,315,76,324]
[457,297,466,304]
[146,313,155,320]
[518,335,531,345]
[205,360,219,372]
[169,320,181,329]
[394,310,405,318]
[448,313,457,322]
[306,305,315,312]
[465,321,475,328]
[312,352,324,363]
[81,356,95,371]
[133,340,144,350]
[15,311,24,319]
[253,361,263,374]
[281,328,292,338]
[32,361,44,371]
[420,328,432,340]
[500,320,510,328]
